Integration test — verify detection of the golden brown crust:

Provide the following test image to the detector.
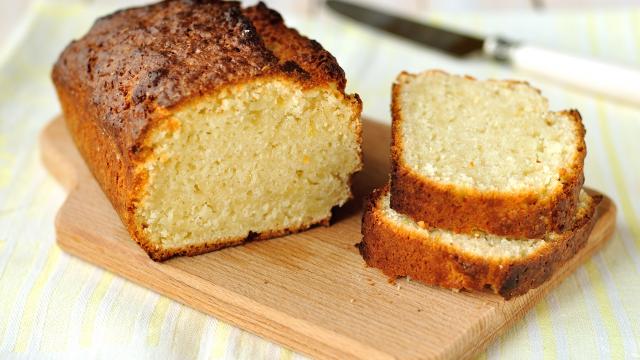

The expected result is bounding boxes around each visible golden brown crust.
[242,2,346,90]
[389,70,586,238]
[52,0,347,155]
[359,186,600,299]
[148,216,331,261]
[52,0,361,261]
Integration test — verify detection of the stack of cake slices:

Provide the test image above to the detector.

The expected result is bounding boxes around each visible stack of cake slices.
[359,70,600,299]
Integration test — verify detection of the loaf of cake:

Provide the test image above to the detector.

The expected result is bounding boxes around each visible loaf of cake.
[390,70,586,238]
[52,1,362,261]
[360,186,599,299]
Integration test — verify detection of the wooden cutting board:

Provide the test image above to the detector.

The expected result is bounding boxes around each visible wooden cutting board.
[41,116,616,360]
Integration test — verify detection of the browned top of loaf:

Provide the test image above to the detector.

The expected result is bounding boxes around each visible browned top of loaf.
[52,0,346,153]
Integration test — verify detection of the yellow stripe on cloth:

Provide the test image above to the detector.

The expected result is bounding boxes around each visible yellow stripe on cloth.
[534,299,557,358]
[0,240,44,344]
[633,12,640,59]
[147,296,171,347]
[584,259,625,358]
[279,348,294,360]
[40,258,96,352]
[14,245,62,352]
[210,321,233,359]
[171,306,209,359]
[79,272,114,347]
[586,15,640,247]
[594,101,640,246]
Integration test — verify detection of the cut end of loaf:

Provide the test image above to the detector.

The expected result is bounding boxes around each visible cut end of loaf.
[134,79,362,259]
[395,70,584,192]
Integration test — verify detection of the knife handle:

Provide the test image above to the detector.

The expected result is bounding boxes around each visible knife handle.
[484,36,640,105]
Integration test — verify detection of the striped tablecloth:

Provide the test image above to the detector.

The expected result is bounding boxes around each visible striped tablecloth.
[0,1,638,358]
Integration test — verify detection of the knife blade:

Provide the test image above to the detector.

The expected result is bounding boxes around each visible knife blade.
[326,0,487,58]
[326,0,640,105]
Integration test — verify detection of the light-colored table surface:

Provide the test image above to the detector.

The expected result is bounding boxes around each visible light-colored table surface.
[0,1,639,359]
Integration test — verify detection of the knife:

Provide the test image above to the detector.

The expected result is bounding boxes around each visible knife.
[327,0,640,105]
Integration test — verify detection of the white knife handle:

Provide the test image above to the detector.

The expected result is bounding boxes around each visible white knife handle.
[483,36,640,104]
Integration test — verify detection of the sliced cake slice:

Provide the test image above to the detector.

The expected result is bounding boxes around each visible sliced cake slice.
[359,185,599,299]
[390,70,586,238]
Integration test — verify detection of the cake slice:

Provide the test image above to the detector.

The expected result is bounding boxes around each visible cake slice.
[52,1,362,261]
[390,71,586,238]
[359,186,599,299]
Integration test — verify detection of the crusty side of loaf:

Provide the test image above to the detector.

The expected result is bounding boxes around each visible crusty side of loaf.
[390,70,586,239]
[52,1,362,261]
[359,186,599,299]
[243,2,347,89]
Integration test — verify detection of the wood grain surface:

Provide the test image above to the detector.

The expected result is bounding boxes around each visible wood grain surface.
[41,116,616,360]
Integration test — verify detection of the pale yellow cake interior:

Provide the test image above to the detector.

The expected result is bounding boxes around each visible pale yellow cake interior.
[397,71,580,191]
[380,188,592,260]
[135,79,361,250]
